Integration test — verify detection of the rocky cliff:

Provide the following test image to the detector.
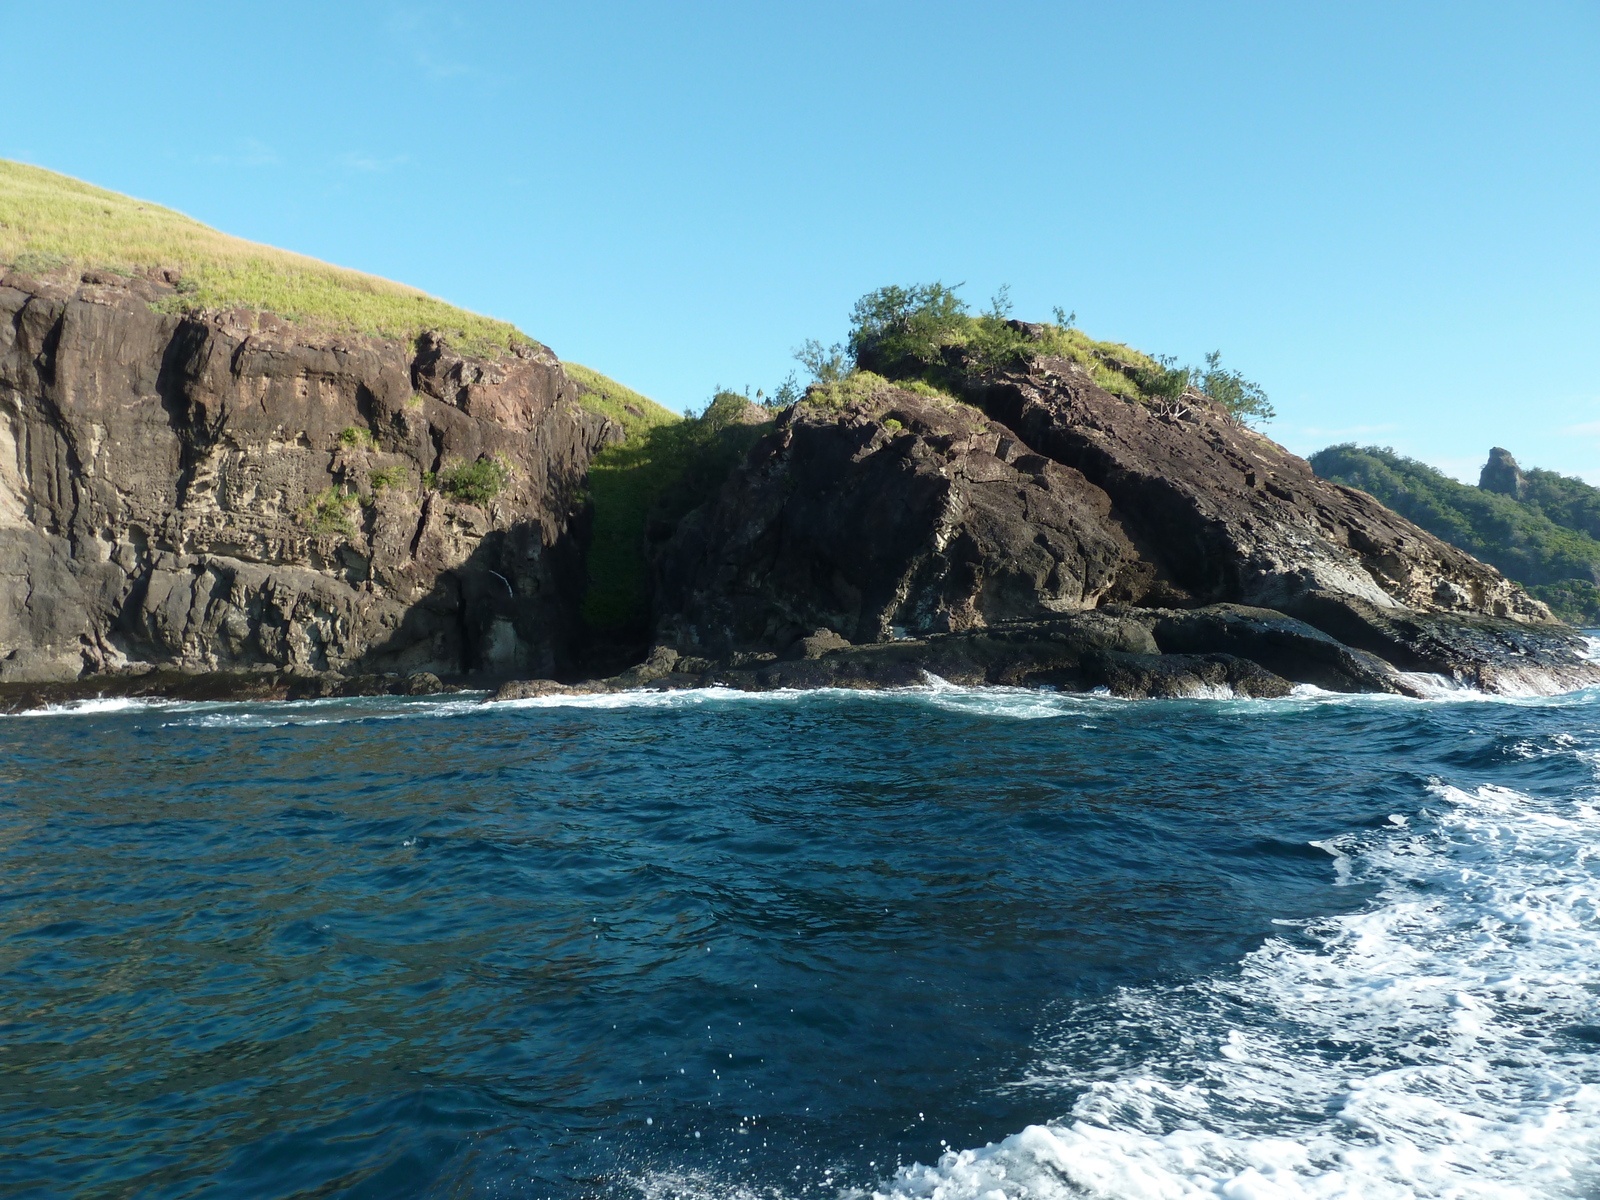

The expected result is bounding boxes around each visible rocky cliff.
[0,269,616,685]
[631,359,1599,698]
[6,266,1597,705]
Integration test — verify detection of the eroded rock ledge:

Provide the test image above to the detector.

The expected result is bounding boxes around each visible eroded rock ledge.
[495,601,1599,702]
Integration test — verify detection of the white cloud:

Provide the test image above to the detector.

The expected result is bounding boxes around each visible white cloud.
[207,138,280,168]
[1560,420,1600,437]
[387,6,481,81]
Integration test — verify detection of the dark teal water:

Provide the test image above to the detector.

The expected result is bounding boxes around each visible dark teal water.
[3,684,1600,1199]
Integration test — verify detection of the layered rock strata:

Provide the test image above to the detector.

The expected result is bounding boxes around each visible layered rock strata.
[625,366,1599,698]
[0,270,615,684]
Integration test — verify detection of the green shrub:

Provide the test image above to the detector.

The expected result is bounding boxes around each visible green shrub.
[338,426,375,449]
[795,339,853,384]
[302,486,360,537]
[883,418,904,432]
[438,456,512,505]
[369,465,408,493]
[1196,351,1274,424]
[823,281,1274,425]
[847,283,970,381]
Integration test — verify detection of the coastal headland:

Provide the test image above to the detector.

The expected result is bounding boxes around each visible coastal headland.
[3,162,1596,709]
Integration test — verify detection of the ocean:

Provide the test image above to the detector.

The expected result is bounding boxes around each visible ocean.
[3,680,1599,1198]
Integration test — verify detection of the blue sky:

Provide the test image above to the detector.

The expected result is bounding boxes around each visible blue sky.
[4,1,1597,481]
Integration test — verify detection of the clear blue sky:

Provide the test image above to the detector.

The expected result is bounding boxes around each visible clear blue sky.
[4,1,1597,481]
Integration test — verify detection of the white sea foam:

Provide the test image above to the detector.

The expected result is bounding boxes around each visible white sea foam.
[10,672,1598,724]
[864,782,1600,1199]
[160,695,490,729]
[12,695,178,717]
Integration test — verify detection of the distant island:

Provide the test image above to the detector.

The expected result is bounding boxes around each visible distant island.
[2,159,1597,707]
[1311,446,1600,625]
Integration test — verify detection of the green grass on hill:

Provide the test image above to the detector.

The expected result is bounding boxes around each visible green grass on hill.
[1310,444,1600,624]
[562,362,681,442]
[0,159,528,357]
[831,283,1274,424]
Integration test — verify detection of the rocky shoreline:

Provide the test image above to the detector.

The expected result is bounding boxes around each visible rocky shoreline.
[9,595,1594,713]
[494,600,1600,703]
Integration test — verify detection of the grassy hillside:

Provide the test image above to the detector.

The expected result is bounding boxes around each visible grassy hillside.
[0,158,700,640]
[1310,444,1600,624]
[0,159,533,357]
[563,362,681,441]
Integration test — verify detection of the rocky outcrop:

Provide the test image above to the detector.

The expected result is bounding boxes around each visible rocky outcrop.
[1479,446,1526,500]
[8,268,1596,703]
[973,358,1546,621]
[638,364,1600,698]
[654,389,1152,654]
[0,269,615,683]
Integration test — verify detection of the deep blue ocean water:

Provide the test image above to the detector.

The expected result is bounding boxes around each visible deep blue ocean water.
[4,681,1600,1199]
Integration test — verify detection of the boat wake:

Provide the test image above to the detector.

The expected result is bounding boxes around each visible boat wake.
[873,782,1600,1199]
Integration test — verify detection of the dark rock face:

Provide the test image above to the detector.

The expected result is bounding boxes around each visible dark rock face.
[641,363,1600,698]
[973,359,1546,622]
[9,270,1595,702]
[655,390,1151,655]
[0,270,615,682]
[1479,446,1526,499]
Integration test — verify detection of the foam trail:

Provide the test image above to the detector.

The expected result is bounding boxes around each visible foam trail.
[869,783,1600,1200]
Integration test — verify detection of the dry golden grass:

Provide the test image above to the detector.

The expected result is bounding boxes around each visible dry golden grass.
[0,159,528,357]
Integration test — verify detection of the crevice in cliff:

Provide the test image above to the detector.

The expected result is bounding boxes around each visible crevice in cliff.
[156,321,222,511]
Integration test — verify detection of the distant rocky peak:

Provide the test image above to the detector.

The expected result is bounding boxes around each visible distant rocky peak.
[1480,446,1527,499]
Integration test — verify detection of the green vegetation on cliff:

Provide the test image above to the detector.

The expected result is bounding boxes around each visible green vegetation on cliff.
[1310,444,1600,624]
[0,159,668,442]
[581,392,770,635]
[562,362,681,441]
[797,282,1275,425]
